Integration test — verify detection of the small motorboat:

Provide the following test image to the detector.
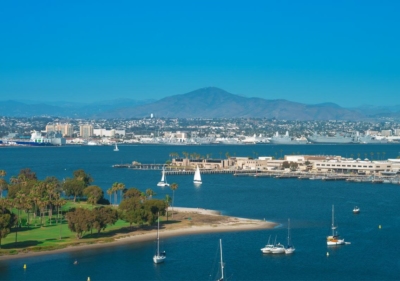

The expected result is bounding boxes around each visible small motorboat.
[353,206,360,214]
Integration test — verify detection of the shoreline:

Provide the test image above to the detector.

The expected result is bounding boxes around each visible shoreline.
[0,207,276,261]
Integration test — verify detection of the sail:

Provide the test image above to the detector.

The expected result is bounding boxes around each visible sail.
[160,169,165,182]
[194,165,202,183]
[157,167,169,186]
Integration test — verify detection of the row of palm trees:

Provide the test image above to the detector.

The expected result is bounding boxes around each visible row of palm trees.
[0,176,67,228]
[106,182,178,212]
[107,182,125,206]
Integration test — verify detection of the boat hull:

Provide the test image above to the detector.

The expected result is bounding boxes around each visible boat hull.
[260,245,274,254]
[153,255,166,264]
[285,247,295,254]
[271,246,286,254]
[327,237,345,246]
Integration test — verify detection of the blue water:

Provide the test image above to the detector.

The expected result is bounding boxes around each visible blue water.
[1,144,400,281]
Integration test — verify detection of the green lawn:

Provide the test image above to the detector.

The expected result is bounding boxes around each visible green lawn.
[0,201,133,255]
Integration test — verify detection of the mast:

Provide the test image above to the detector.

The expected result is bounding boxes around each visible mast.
[331,205,336,236]
[156,213,160,256]
[287,218,291,246]
[219,239,224,281]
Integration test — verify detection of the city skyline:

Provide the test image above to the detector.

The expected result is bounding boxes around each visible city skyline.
[1,1,399,107]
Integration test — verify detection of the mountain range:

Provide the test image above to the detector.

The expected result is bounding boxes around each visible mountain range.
[1,87,399,120]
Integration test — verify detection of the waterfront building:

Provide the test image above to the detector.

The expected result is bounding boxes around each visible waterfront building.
[311,158,393,174]
[93,128,125,137]
[381,130,392,137]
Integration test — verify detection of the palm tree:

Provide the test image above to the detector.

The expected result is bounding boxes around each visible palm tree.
[110,182,125,205]
[53,194,66,224]
[106,188,113,205]
[145,188,156,200]
[115,182,125,205]
[165,195,172,221]
[0,170,6,198]
[170,183,178,219]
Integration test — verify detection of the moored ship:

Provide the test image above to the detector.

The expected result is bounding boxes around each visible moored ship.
[307,132,355,144]
[3,131,65,146]
[356,133,388,144]
[269,131,308,145]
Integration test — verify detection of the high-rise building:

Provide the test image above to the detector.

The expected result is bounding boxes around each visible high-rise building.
[46,123,74,137]
[80,124,93,139]
[381,130,392,137]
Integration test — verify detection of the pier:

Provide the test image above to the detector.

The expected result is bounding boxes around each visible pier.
[112,162,400,184]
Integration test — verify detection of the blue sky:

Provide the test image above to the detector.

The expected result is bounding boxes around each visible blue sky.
[0,1,399,107]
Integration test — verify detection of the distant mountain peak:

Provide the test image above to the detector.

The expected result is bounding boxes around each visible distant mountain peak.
[1,87,396,120]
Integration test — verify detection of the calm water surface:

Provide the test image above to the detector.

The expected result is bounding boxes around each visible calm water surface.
[1,144,400,281]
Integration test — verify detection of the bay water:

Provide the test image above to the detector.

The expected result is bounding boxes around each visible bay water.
[1,144,400,280]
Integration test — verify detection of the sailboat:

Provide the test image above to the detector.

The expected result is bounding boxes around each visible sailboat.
[270,235,285,254]
[157,166,170,187]
[260,235,274,254]
[217,239,224,281]
[327,205,345,246]
[285,218,295,254]
[153,213,166,264]
[194,165,202,184]
[113,143,119,151]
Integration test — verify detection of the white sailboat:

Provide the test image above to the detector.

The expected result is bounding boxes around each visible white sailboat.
[113,143,119,151]
[153,214,166,264]
[157,166,170,187]
[194,165,202,184]
[260,235,274,254]
[270,236,285,254]
[353,206,360,214]
[217,239,224,281]
[327,205,345,246]
[285,218,295,254]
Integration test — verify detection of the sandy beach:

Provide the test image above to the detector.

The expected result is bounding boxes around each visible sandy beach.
[0,207,276,261]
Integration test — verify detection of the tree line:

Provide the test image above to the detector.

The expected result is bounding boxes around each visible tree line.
[0,168,177,247]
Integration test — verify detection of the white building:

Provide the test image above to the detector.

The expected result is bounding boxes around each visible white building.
[93,129,126,137]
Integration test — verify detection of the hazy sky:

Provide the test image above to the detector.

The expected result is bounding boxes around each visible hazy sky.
[1,1,399,107]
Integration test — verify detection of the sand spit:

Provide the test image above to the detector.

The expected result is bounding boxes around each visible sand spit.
[0,207,276,260]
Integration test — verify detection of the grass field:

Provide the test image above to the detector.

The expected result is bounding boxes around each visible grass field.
[0,201,133,255]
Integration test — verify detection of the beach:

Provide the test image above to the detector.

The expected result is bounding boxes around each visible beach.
[0,207,276,261]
